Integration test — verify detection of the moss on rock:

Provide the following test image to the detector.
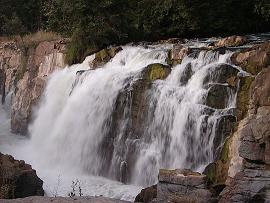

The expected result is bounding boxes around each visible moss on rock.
[220,137,232,162]
[143,63,171,81]
[14,49,29,84]
[237,76,255,120]
[92,46,123,68]
[204,137,232,193]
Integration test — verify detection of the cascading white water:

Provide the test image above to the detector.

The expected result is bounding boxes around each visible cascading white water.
[0,43,239,200]
[29,46,168,174]
[131,51,236,185]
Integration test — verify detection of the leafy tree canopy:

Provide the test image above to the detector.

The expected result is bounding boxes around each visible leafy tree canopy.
[0,0,269,64]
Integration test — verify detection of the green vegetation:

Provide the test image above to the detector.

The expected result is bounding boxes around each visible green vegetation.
[1,0,270,64]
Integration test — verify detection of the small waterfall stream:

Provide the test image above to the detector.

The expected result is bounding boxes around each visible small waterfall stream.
[0,43,240,200]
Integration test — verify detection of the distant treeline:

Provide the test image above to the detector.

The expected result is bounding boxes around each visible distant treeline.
[1,0,269,64]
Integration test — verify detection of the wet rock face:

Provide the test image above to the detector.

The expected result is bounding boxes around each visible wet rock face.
[97,63,171,183]
[0,40,68,135]
[215,36,247,48]
[0,153,44,199]
[206,84,232,109]
[203,64,239,86]
[203,64,239,109]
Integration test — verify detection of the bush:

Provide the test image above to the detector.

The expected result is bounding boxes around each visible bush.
[65,27,96,65]
[1,13,27,36]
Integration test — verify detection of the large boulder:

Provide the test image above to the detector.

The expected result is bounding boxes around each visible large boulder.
[202,64,239,111]
[215,36,247,48]
[142,63,171,81]
[135,185,157,203]
[155,169,216,203]
[0,153,44,199]
[203,64,239,86]
[231,41,270,75]
[206,84,232,109]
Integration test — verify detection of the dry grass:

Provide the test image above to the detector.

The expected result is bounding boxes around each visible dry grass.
[0,36,12,42]
[0,31,62,48]
[21,31,62,47]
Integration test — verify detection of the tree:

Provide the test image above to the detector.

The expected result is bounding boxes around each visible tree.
[1,13,27,35]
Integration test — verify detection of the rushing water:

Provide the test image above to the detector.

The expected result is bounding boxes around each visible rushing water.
[0,44,239,200]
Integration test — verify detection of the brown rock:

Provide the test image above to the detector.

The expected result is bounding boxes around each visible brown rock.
[135,185,157,203]
[0,41,21,99]
[215,36,247,47]
[220,42,270,202]
[231,41,270,75]
[159,169,205,186]
[156,169,216,203]
[0,153,44,199]
[0,39,67,135]
[167,44,191,66]
[250,68,270,109]
[8,40,67,135]
[226,76,238,87]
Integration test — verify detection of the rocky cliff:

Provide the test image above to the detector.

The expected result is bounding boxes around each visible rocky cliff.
[219,41,270,202]
[0,39,68,135]
[136,39,270,203]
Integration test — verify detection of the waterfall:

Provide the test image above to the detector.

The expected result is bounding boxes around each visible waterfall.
[28,44,237,188]
[0,42,240,200]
